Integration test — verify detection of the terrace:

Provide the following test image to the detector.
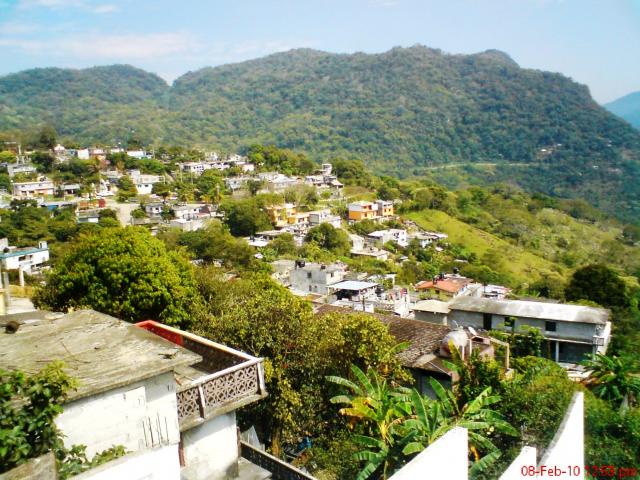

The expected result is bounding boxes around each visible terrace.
[136,320,267,431]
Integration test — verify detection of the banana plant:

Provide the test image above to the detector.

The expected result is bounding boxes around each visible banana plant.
[327,364,411,480]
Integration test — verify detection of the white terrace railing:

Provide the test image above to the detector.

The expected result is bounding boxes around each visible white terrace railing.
[136,320,266,430]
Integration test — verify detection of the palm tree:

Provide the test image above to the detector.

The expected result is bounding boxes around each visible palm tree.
[582,353,640,411]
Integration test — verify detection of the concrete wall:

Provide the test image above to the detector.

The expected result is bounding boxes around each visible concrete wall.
[389,427,468,480]
[74,444,180,480]
[538,392,584,479]
[448,310,598,343]
[55,371,180,458]
[181,411,239,480]
[414,310,448,325]
[500,446,537,480]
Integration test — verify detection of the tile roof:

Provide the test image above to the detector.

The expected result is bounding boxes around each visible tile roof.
[314,305,451,370]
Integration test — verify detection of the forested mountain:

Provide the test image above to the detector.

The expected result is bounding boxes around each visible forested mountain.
[605,91,640,129]
[1,46,640,221]
[0,65,167,144]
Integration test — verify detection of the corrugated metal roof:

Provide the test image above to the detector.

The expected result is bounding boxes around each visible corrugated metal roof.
[449,296,609,324]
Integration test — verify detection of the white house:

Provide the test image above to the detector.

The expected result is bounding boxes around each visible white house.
[368,229,408,248]
[127,170,163,195]
[12,179,55,198]
[0,310,308,480]
[0,238,49,274]
[308,209,342,228]
[76,148,90,160]
[7,163,37,178]
[289,261,347,295]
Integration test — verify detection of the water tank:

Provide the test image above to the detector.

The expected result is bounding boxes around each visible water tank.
[440,329,469,357]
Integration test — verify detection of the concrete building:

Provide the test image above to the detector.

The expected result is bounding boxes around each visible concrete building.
[308,209,341,228]
[415,274,474,300]
[0,310,309,480]
[347,200,394,221]
[127,170,163,195]
[367,229,408,248]
[7,163,37,178]
[412,299,451,324]
[0,238,49,274]
[447,296,611,364]
[289,261,347,294]
[12,179,55,198]
[408,231,449,248]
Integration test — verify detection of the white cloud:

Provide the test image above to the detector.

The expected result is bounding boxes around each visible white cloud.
[18,0,119,14]
[0,32,200,59]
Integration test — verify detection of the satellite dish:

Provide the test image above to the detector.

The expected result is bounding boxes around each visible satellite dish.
[468,326,478,337]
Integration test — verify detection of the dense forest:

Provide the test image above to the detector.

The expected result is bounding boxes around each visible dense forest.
[1,46,640,222]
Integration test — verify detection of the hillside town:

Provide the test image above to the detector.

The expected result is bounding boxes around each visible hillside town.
[0,137,629,480]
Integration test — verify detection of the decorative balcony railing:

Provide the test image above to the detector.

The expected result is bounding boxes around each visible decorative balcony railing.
[240,441,316,480]
[136,321,266,430]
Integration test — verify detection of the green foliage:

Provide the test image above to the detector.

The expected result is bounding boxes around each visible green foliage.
[193,271,406,456]
[116,175,137,201]
[489,326,544,358]
[219,197,271,236]
[32,227,200,327]
[582,353,640,410]
[447,347,504,407]
[2,51,640,221]
[305,223,351,256]
[269,232,298,256]
[248,144,316,176]
[0,150,16,163]
[30,151,55,173]
[584,394,640,478]
[565,264,630,308]
[328,365,516,480]
[57,444,127,480]
[165,220,259,270]
[0,361,76,473]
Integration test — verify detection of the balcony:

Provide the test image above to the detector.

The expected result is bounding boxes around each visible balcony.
[136,320,267,431]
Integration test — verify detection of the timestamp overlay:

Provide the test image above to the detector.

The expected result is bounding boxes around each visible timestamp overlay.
[520,465,639,478]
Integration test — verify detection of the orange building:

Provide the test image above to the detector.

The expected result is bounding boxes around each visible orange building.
[348,200,394,221]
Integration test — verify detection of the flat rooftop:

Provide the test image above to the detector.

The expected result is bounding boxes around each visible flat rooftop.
[449,296,609,324]
[0,310,201,401]
[329,280,378,291]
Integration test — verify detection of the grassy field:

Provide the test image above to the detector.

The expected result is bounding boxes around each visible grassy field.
[406,209,566,286]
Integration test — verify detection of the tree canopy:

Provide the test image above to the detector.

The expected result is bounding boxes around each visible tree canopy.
[32,227,199,327]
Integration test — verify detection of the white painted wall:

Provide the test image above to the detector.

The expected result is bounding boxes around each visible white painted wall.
[181,411,239,480]
[74,444,180,480]
[538,392,584,479]
[55,372,180,458]
[500,446,537,480]
[389,427,468,480]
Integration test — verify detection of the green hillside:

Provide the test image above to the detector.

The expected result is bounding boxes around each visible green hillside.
[1,47,640,221]
[605,91,640,129]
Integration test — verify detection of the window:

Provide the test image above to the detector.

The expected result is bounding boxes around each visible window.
[483,313,492,330]
[545,321,557,332]
[307,272,312,279]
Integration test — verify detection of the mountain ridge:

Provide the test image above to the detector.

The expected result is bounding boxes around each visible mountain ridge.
[605,91,640,129]
[1,46,639,222]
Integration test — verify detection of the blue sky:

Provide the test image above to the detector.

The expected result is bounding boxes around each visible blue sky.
[0,0,638,103]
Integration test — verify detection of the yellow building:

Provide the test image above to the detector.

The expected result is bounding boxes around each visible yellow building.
[266,203,297,227]
[348,200,394,221]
